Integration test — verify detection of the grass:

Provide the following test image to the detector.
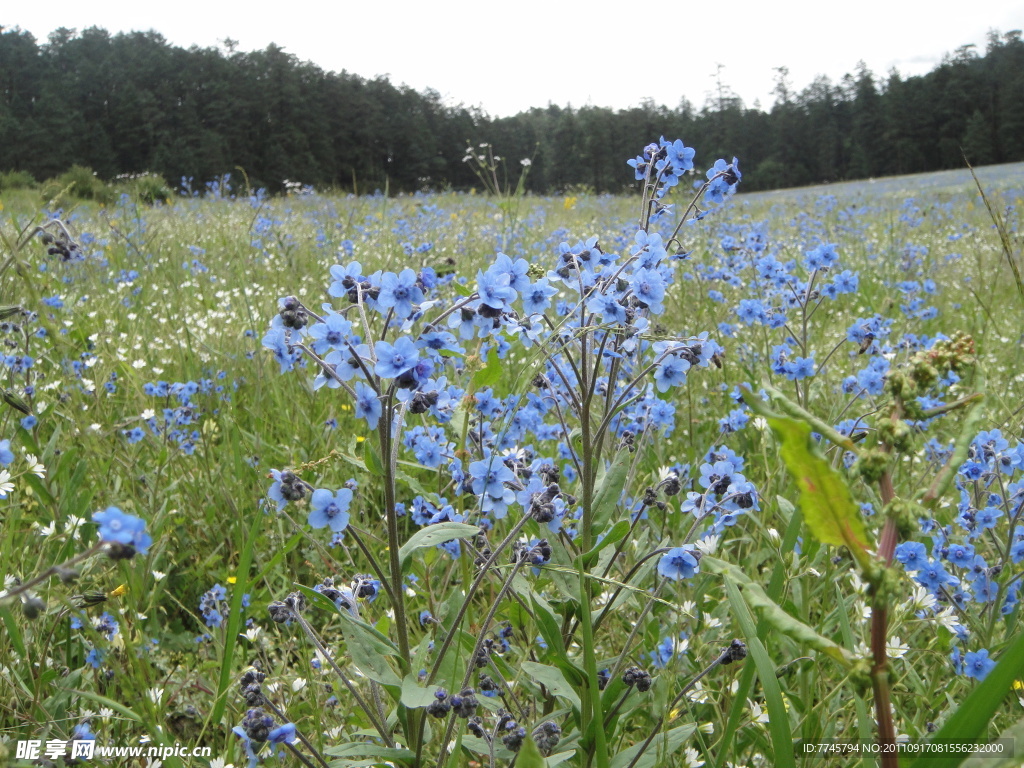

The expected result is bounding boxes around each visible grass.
[0,164,1022,767]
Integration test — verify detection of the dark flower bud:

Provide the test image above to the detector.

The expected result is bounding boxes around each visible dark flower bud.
[240,683,264,706]
[281,296,301,312]
[503,726,526,752]
[662,476,682,497]
[409,391,439,414]
[532,720,562,756]
[22,595,46,619]
[597,668,610,690]
[466,716,486,739]
[479,674,499,697]
[240,669,266,687]
[450,688,479,718]
[735,492,754,509]
[242,707,275,742]
[284,591,306,613]
[623,666,652,692]
[106,542,138,560]
[710,475,731,496]
[267,601,292,623]
[532,502,555,523]
[426,688,451,718]
[722,639,748,664]
[56,567,80,584]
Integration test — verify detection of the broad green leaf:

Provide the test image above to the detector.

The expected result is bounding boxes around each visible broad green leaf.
[608,724,696,768]
[522,661,582,709]
[472,344,503,388]
[362,439,386,477]
[400,674,439,708]
[324,742,417,763]
[909,628,1024,768]
[580,519,631,568]
[724,579,796,768]
[762,410,873,570]
[398,522,480,568]
[592,449,631,528]
[704,556,856,668]
[544,750,578,767]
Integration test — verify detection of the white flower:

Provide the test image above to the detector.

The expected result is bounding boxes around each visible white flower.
[132,360,147,369]
[767,528,780,544]
[242,626,262,642]
[682,747,705,767]
[26,455,45,478]
[141,409,155,420]
[749,700,770,724]
[904,584,937,613]
[0,469,13,498]
[694,535,720,555]
[34,521,57,536]
[291,677,307,692]
[887,636,909,659]
[146,687,164,704]
[151,570,167,581]
[687,680,709,703]
[520,158,532,167]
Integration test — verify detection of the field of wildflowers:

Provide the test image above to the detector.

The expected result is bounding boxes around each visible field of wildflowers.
[0,149,1023,768]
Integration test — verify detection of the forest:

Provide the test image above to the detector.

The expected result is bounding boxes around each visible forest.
[0,25,1022,193]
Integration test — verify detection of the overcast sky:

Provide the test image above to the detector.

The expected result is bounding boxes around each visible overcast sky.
[6,1,1023,117]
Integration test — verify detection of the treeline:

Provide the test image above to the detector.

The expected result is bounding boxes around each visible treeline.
[1,26,1022,194]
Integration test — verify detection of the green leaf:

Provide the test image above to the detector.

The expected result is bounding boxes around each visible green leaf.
[324,742,418,763]
[724,579,796,768]
[71,690,142,723]
[580,519,631,568]
[472,344,503,388]
[762,411,873,570]
[400,674,439,708]
[592,449,632,528]
[210,511,262,727]
[517,732,547,768]
[704,556,856,668]
[362,439,386,477]
[522,661,582,709]
[608,724,696,768]
[544,750,578,767]
[398,522,480,569]
[908,628,1024,768]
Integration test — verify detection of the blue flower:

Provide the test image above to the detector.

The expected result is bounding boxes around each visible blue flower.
[374,336,420,379]
[658,546,700,580]
[0,439,13,466]
[268,722,297,744]
[963,649,996,681]
[20,414,37,430]
[654,355,690,393]
[308,488,353,533]
[308,313,353,355]
[521,278,557,315]
[92,507,151,555]
[353,381,382,429]
[377,269,424,319]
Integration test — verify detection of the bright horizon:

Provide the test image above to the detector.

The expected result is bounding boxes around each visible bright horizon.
[5,1,1023,118]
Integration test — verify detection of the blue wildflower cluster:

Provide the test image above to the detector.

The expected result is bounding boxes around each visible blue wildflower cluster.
[896,428,1024,681]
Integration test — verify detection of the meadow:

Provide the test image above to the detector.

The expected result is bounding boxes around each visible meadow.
[0,151,1023,768]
